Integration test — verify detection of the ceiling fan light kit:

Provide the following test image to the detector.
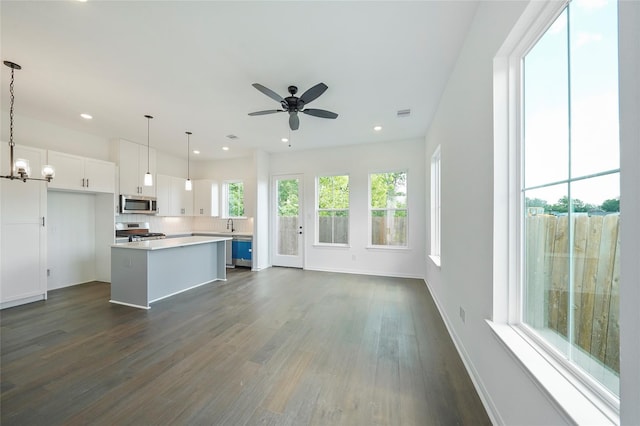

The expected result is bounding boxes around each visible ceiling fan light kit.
[249,82,338,131]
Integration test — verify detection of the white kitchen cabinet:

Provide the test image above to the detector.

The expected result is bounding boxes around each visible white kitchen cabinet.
[194,179,219,216]
[114,139,156,197]
[47,151,115,193]
[156,174,193,216]
[1,144,48,308]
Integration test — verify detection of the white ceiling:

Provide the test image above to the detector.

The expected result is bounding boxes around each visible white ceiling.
[0,1,478,161]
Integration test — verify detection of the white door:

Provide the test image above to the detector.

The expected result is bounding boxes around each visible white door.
[272,174,303,268]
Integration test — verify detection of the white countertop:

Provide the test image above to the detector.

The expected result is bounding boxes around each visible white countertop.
[112,236,231,251]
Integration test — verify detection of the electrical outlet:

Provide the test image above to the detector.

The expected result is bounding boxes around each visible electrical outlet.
[459,306,466,323]
[352,254,356,261]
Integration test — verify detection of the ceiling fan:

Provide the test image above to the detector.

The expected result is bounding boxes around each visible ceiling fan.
[248,83,338,131]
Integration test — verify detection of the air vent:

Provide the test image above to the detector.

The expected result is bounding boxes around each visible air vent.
[397,109,411,118]
[226,134,239,140]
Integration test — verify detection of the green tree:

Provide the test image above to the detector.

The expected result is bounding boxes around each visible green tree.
[370,172,406,209]
[277,179,299,217]
[600,198,620,212]
[318,176,349,210]
[228,182,244,217]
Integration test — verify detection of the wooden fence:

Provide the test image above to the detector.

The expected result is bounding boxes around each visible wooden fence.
[525,213,620,373]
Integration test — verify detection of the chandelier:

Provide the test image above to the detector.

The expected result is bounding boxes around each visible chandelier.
[1,60,55,183]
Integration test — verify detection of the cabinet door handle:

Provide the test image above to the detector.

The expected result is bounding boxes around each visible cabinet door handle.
[82,178,85,187]
[42,217,45,227]
[86,178,89,188]
[200,208,203,215]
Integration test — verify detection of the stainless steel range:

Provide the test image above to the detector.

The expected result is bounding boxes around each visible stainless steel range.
[115,222,166,242]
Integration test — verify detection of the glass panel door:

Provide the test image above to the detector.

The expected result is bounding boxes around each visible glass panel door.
[273,175,303,268]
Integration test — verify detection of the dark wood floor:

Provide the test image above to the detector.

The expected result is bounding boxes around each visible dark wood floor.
[1,267,490,425]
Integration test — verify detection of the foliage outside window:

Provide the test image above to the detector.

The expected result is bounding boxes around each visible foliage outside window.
[317,175,349,245]
[521,1,620,398]
[370,172,407,247]
[430,147,441,259]
[224,180,244,218]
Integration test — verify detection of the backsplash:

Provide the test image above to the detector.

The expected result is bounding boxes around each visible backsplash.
[117,214,254,234]
[193,216,254,233]
[117,214,194,234]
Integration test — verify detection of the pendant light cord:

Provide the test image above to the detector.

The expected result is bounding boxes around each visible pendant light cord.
[186,131,192,180]
[144,114,153,173]
[9,66,15,148]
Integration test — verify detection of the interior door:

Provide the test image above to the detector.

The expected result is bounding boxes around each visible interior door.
[272,174,303,268]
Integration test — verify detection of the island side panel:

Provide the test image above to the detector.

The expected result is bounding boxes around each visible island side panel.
[217,240,227,279]
[110,247,149,308]
[146,241,221,303]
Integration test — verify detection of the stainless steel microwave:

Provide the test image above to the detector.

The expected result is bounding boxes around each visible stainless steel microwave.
[120,195,158,215]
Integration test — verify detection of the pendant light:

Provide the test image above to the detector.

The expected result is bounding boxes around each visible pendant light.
[143,114,153,186]
[185,131,192,191]
[1,60,55,183]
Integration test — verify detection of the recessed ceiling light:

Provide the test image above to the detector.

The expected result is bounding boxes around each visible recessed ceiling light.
[80,113,93,120]
[193,150,200,155]
[281,138,289,143]
[222,146,229,151]
[373,125,382,131]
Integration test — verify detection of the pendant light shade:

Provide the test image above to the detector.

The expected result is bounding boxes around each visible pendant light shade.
[185,131,192,191]
[1,60,55,183]
[144,114,153,187]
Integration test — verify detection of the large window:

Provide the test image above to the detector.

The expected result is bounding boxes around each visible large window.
[521,0,620,399]
[316,175,349,245]
[369,171,407,247]
[223,180,244,218]
[430,147,441,261]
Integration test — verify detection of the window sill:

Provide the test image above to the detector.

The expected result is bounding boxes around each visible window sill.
[486,320,618,425]
[366,245,409,251]
[312,243,350,249]
[429,255,441,267]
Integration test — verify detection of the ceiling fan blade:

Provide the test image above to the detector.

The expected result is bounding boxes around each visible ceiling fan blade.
[302,108,338,119]
[299,83,328,104]
[248,109,284,116]
[289,111,300,130]
[252,83,284,103]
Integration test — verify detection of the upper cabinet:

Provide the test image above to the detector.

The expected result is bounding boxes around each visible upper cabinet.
[113,139,156,197]
[47,151,115,193]
[156,174,193,216]
[194,179,219,217]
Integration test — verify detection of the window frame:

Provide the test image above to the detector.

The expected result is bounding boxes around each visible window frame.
[491,0,620,422]
[430,146,441,265]
[315,174,350,247]
[367,170,409,249]
[222,179,245,219]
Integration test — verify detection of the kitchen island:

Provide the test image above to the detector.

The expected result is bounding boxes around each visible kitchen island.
[110,236,231,309]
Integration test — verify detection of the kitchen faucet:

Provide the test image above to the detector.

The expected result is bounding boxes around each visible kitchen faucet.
[226,218,235,232]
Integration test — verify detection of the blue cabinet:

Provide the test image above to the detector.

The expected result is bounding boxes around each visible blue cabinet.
[232,238,252,267]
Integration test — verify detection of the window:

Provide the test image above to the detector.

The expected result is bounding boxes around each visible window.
[223,180,244,218]
[369,171,407,247]
[316,175,349,245]
[520,0,620,400]
[430,147,441,261]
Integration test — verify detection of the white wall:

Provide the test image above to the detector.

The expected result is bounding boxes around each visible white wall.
[270,139,425,278]
[1,113,111,161]
[423,1,571,425]
[618,1,640,423]
[47,191,97,289]
[426,0,640,424]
